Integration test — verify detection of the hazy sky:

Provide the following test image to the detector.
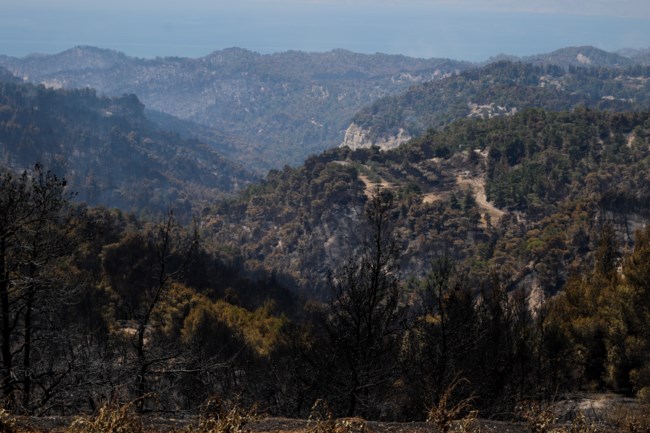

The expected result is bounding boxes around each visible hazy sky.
[2,0,649,60]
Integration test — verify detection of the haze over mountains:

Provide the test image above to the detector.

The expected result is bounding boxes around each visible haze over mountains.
[0,46,469,173]
[2,45,649,174]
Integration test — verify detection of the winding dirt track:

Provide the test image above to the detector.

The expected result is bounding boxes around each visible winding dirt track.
[357,172,393,198]
[456,173,504,225]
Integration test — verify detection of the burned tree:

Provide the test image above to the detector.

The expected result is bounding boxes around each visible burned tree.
[0,164,77,411]
[323,191,406,417]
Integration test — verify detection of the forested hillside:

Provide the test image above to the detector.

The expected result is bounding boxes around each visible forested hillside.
[0,46,469,172]
[345,62,650,149]
[0,80,254,214]
[209,108,650,296]
[485,46,638,69]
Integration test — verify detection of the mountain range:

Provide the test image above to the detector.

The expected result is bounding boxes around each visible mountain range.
[0,47,650,241]
[0,46,469,173]
[2,44,650,295]
[2,45,648,174]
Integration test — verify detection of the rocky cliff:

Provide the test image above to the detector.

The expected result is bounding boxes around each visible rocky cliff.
[340,123,411,151]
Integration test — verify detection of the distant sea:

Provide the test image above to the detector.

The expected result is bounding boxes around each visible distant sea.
[2,4,649,60]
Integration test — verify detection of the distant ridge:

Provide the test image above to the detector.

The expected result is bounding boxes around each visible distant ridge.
[617,47,650,66]
[522,45,635,68]
[0,46,129,78]
[482,45,643,69]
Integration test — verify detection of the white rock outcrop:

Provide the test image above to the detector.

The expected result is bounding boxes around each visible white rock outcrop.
[340,123,411,151]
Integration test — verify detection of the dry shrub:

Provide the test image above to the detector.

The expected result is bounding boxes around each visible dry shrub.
[185,396,256,433]
[66,400,143,433]
[307,400,368,433]
[307,399,336,433]
[0,408,16,433]
[426,378,478,433]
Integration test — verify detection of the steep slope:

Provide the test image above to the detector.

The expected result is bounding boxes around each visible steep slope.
[343,61,650,149]
[208,109,650,296]
[0,81,254,214]
[0,46,470,172]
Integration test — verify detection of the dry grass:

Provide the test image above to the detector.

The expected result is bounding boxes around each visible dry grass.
[184,397,256,433]
[564,412,599,433]
[65,400,143,433]
[6,394,650,433]
[518,402,556,433]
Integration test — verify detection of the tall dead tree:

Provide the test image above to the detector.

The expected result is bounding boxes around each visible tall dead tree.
[0,164,76,412]
[324,191,405,417]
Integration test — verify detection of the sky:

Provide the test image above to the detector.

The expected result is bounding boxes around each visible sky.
[1,0,649,61]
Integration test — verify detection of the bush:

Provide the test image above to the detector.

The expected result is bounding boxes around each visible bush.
[426,378,478,433]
